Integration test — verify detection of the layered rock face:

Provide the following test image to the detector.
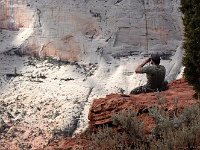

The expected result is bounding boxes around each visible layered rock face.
[0,0,185,149]
[0,0,182,62]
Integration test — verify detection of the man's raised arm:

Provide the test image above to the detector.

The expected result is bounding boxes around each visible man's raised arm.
[135,58,151,74]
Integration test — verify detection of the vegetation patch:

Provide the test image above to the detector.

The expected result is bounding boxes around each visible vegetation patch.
[87,96,200,150]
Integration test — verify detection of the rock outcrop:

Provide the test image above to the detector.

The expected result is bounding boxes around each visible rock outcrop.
[88,78,196,132]
[44,78,197,150]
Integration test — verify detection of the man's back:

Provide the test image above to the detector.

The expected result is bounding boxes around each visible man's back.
[141,65,166,89]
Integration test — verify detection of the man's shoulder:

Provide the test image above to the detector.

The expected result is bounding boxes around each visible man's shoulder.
[159,65,165,68]
[142,65,155,73]
[152,65,165,69]
[143,65,156,70]
[142,65,165,73]
[158,65,166,71]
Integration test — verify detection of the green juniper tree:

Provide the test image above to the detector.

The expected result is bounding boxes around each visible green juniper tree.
[180,0,200,98]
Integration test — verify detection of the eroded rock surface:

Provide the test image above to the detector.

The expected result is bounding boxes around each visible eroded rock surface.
[44,78,197,150]
[1,1,183,65]
[88,78,196,132]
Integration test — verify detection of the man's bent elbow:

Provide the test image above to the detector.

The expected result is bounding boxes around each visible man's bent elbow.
[135,69,141,74]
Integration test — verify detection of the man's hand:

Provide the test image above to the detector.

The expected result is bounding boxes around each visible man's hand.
[145,57,151,63]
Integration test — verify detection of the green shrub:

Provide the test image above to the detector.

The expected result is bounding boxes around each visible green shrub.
[88,94,200,150]
[89,109,148,150]
[89,126,125,150]
[111,109,146,149]
[148,102,200,150]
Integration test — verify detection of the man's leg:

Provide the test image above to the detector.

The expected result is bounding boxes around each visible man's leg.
[130,85,150,94]
[160,81,169,91]
[130,86,143,94]
[164,81,168,88]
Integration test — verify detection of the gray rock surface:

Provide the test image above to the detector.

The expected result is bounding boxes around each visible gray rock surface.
[1,0,183,61]
[0,0,184,148]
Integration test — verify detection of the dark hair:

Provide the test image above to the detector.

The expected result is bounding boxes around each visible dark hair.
[151,53,161,65]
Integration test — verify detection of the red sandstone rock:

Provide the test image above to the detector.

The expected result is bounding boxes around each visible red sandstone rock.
[44,78,197,149]
[44,137,89,150]
[0,2,32,31]
[88,78,196,131]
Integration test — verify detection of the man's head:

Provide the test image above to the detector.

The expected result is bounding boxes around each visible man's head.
[151,53,161,65]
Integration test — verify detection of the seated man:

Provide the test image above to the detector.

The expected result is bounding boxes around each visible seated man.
[130,53,168,94]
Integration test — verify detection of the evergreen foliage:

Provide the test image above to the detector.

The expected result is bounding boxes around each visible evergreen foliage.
[180,0,200,98]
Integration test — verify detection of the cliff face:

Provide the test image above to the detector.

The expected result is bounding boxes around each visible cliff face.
[0,0,185,149]
[0,0,182,62]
